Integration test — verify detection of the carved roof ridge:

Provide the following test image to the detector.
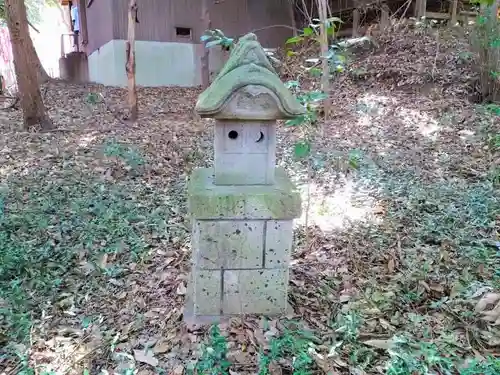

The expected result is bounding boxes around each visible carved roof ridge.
[195,33,304,119]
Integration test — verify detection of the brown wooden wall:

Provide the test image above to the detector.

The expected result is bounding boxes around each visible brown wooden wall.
[85,0,294,55]
[86,0,113,55]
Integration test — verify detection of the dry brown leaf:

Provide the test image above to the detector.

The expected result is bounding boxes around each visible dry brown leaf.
[268,360,282,375]
[362,339,393,350]
[475,293,500,313]
[153,339,171,354]
[176,282,187,295]
[480,301,500,324]
[173,365,184,375]
[133,349,158,367]
[429,283,444,292]
[387,258,395,273]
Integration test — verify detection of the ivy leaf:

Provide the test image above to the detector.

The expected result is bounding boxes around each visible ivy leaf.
[294,141,311,158]
[308,67,322,77]
[285,80,300,89]
[286,36,304,44]
[200,35,212,42]
[302,27,314,36]
[285,115,307,127]
[307,91,328,102]
[327,16,344,24]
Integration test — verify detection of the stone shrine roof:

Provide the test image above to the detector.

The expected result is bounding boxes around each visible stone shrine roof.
[195,33,305,119]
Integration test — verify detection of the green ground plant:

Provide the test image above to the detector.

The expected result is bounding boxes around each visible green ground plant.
[0,142,174,359]
[469,0,500,102]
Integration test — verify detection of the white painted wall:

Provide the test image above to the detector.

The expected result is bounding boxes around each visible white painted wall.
[88,40,203,87]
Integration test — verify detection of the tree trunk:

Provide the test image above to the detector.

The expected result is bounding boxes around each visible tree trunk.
[126,0,138,121]
[5,0,52,130]
[200,0,211,89]
[317,0,330,122]
[29,42,51,83]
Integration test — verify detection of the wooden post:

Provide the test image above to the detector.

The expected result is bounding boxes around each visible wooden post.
[416,0,427,19]
[126,0,138,121]
[352,8,360,37]
[200,0,211,88]
[381,3,389,29]
[76,0,88,53]
[317,0,330,124]
[450,0,458,25]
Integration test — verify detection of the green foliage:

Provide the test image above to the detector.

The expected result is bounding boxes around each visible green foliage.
[86,92,100,105]
[258,324,314,375]
[283,21,346,160]
[460,357,500,374]
[0,146,173,349]
[192,325,230,375]
[384,336,500,375]
[285,20,347,75]
[285,17,343,46]
[469,5,500,102]
[331,310,362,343]
[201,29,235,50]
[0,0,58,26]
[103,139,145,169]
[284,81,328,159]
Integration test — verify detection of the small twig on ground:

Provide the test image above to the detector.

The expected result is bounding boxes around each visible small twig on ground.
[431,31,440,80]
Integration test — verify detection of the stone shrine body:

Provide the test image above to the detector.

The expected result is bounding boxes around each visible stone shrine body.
[186,33,304,322]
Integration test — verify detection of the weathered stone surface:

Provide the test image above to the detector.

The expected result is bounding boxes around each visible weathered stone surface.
[214,120,276,185]
[195,33,304,120]
[186,33,303,322]
[214,85,289,120]
[193,220,264,269]
[265,220,293,268]
[188,167,302,219]
[222,269,289,314]
[192,270,222,315]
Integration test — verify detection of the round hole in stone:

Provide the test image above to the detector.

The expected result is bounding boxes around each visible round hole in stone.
[256,131,265,143]
[228,130,238,139]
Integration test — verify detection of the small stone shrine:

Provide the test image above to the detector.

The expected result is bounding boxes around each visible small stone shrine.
[185,33,304,322]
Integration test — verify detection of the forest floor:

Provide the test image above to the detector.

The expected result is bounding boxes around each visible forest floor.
[0,23,499,375]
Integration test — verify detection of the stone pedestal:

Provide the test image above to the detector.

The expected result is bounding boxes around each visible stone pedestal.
[186,168,301,319]
[185,33,304,323]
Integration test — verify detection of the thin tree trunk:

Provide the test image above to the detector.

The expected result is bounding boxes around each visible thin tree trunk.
[5,0,52,130]
[201,0,211,88]
[29,42,51,83]
[288,0,297,36]
[126,0,138,121]
[317,0,330,123]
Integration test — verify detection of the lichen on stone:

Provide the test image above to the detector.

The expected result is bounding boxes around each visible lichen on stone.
[195,33,305,119]
[188,168,302,219]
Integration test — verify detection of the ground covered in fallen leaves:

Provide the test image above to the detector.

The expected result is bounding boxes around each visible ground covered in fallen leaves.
[0,23,499,375]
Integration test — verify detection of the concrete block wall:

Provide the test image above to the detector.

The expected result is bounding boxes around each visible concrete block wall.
[191,219,293,315]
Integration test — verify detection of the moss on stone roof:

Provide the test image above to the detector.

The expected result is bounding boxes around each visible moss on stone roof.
[195,33,305,119]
